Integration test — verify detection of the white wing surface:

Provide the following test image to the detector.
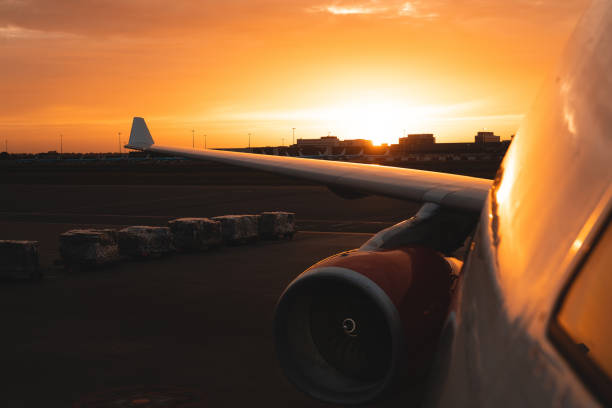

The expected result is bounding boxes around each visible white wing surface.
[126,117,492,212]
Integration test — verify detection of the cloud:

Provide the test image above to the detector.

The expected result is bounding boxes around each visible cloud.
[0,0,589,39]
[0,0,300,38]
[397,2,438,19]
[398,2,415,15]
[0,24,77,39]
[0,25,35,38]
[308,0,438,19]
[323,5,387,14]
[428,0,588,25]
[306,1,390,15]
[308,0,588,25]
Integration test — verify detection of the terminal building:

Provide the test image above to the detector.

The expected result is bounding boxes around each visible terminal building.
[338,139,373,148]
[295,136,340,147]
[294,136,373,149]
[277,130,508,161]
[474,131,501,143]
[390,131,509,160]
[399,134,436,146]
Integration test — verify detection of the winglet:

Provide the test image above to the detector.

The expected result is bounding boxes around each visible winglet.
[126,117,154,149]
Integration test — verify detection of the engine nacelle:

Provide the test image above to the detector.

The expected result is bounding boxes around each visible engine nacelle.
[273,246,452,404]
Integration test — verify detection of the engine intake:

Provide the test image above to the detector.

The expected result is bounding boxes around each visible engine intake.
[274,246,452,404]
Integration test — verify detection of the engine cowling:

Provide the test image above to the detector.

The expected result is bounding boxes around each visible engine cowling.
[273,246,453,404]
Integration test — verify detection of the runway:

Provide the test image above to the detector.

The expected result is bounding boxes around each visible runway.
[0,184,422,407]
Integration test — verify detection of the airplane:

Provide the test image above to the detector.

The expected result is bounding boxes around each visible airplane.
[349,147,365,159]
[125,0,612,406]
[295,147,360,160]
[332,147,366,161]
[363,147,392,163]
[297,149,325,159]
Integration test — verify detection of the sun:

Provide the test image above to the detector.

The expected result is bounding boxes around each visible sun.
[321,96,434,145]
[229,93,455,147]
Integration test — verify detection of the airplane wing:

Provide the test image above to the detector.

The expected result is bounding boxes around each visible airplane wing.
[125,117,491,212]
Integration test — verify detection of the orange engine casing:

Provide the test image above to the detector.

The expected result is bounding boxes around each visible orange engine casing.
[274,246,453,404]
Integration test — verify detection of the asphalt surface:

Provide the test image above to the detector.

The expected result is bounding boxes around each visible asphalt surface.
[0,184,423,407]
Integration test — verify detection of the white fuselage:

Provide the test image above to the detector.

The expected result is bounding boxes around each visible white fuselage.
[429,1,612,405]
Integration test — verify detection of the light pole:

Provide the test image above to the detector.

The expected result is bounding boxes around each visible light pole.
[204,134,207,149]
[60,134,63,155]
[282,138,284,147]
[248,133,251,150]
[192,129,195,148]
[118,132,121,154]
[292,128,295,145]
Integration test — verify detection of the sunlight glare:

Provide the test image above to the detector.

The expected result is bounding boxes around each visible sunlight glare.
[305,96,449,145]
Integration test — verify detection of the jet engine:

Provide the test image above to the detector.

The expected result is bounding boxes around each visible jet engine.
[273,245,453,404]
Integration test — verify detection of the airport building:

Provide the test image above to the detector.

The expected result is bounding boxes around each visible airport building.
[399,134,436,146]
[474,131,501,143]
[293,136,372,153]
[390,131,509,161]
[338,139,373,148]
[215,129,508,162]
[295,136,340,147]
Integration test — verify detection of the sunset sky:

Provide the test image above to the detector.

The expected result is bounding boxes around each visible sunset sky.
[1,0,590,152]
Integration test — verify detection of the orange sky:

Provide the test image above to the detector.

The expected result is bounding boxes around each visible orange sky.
[0,0,590,152]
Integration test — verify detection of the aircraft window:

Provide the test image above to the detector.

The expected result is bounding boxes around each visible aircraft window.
[550,216,612,405]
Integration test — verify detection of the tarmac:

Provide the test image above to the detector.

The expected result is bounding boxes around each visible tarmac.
[0,184,422,407]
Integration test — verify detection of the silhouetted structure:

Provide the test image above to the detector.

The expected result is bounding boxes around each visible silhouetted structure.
[474,131,500,143]
[295,136,339,147]
[399,134,436,146]
[338,139,373,148]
